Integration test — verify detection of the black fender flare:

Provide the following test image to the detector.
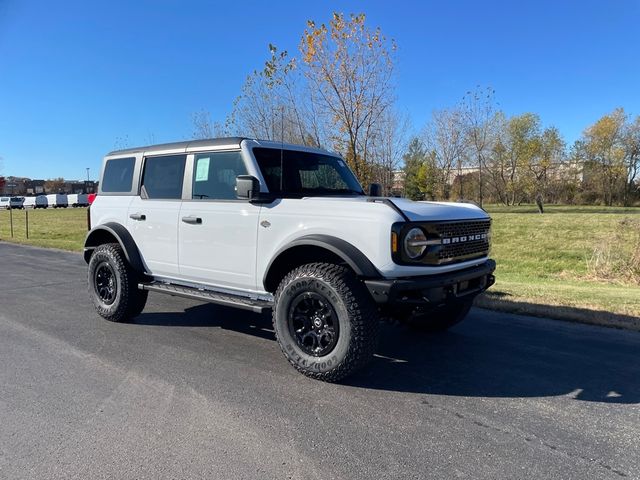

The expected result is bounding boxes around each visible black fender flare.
[264,234,380,288]
[83,222,145,274]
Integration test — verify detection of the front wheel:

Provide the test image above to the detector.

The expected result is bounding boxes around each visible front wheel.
[273,263,379,382]
[88,243,147,322]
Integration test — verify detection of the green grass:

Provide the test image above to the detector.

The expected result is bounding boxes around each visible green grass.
[0,208,88,251]
[1,204,639,318]
[484,204,640,318]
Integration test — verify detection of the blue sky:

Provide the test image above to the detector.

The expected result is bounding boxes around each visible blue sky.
[0,0,638,180]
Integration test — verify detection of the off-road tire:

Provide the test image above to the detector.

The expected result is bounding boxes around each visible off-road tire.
[273,263,379,382]
[130,289,149,318]
[400,299,473,332]
[88,243,147,322]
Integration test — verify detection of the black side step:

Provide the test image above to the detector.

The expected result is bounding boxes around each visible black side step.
[139,282,273,314]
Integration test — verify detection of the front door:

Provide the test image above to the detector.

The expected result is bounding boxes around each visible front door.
[178,150,260,291]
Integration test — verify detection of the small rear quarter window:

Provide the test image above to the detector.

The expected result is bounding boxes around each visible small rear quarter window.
[102,157,135,192]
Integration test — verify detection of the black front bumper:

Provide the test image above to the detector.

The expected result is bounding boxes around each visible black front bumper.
[365,259,496,307]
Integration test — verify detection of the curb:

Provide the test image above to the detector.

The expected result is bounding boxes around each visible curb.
[475,295,640,332]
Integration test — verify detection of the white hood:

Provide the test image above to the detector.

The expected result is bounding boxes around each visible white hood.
[296,196,489,222]
[390,198,489,222]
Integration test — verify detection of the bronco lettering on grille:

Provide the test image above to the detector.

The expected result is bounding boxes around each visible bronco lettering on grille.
[441,233,488,245]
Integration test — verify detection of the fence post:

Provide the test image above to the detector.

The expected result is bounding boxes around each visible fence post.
[25,208,29,239]
[9,207,13,238]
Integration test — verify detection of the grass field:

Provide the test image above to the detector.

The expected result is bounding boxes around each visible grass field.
[1,205,639,319]
[0,207,88,251]
[483,204,640,319]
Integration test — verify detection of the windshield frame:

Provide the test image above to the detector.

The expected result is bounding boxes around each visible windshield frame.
[252,147,364,199]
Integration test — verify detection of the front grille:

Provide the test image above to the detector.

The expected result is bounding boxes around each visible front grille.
[424,219,491,265]
[434,220,491,239]
[434,219,490,264]
[392,218,492,266]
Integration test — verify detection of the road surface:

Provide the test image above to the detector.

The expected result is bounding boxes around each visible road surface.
[0,242,638,479]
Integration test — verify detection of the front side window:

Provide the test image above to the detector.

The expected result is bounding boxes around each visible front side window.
[192,151,247,200]
[253,148,363,197]
[141,154,186,199]
[102,157,135,192]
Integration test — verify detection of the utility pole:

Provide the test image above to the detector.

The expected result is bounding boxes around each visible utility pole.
[86,167,90,182]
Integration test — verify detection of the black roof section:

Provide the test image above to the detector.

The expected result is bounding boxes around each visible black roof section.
[108,137,248,156]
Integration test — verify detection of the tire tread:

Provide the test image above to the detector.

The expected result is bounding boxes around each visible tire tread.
[273,262,379,382]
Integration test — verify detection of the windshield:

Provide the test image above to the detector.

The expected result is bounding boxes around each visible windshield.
[253,148,364,197]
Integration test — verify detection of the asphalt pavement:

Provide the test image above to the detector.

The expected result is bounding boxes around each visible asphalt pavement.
[1,242,639,479]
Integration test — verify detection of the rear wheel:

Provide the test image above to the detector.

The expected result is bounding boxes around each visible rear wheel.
[398,299,473,332]
[88,243,147,322]
[273,263,379,382]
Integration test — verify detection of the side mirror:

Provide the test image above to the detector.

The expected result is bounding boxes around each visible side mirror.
[368,183,383,197]
[236,175,260,200]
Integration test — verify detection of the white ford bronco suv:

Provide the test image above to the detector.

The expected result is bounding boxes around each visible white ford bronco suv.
[85,138,495,381]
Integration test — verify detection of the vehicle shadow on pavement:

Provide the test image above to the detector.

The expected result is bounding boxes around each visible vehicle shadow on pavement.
[134,303,640,404]
[134,303,276,341]
[346,317,640,404]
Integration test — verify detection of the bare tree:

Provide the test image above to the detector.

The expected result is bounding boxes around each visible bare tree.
[230,45,313,144]
[423,107,467,199]
[192,110,214,139]
[462,86,497,206]
[300,13,396,185]
[623,114,640,205]
[369,110,410,194]
[44,177,65,194]
[581,108,628,206]
[113,135,130,150]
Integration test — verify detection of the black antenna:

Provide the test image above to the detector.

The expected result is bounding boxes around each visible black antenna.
[279,106,284,192]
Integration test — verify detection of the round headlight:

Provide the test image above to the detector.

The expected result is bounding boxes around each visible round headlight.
[404,227,427,259]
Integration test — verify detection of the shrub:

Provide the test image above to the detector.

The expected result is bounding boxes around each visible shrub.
[587,218,640,284]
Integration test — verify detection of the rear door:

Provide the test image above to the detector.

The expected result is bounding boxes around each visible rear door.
[178,150,261,291]
[127,153,187,277]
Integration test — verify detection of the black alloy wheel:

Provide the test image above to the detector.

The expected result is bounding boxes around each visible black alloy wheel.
[288,292,340,356]
[94,262,117,305]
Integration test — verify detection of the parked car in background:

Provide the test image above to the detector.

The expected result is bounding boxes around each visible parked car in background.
[34,195,48,209]
[2,197,25,209]
[87,193,97,204]
[23,197,36,208]
[68,193,90,207]
[46,193,68,208]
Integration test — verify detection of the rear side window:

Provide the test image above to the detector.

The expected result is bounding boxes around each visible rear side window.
[102,157,135,192]
[141,154,186,199]
[192,151,247,200]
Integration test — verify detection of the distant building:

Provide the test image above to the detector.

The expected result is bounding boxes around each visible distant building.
[391,170,405,196]
[27,180,46,195]
[448,166,479,185]
[1,176,30,195]
[63,180,97,194]
[1,177,97,195]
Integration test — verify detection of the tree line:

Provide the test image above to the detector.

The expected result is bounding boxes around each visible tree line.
[194,12,640,207]
[404,103,640,207]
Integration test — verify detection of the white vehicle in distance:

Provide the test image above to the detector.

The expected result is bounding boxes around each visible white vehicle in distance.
[68,193,90,207]
[2,196,25,209]
[34,195,48,209]
[23,196,37,208]
[85,138,496,381]
[46,193,68,208]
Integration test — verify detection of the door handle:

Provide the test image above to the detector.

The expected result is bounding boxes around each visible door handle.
[181,216,202,225]
[129,213,146,221]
